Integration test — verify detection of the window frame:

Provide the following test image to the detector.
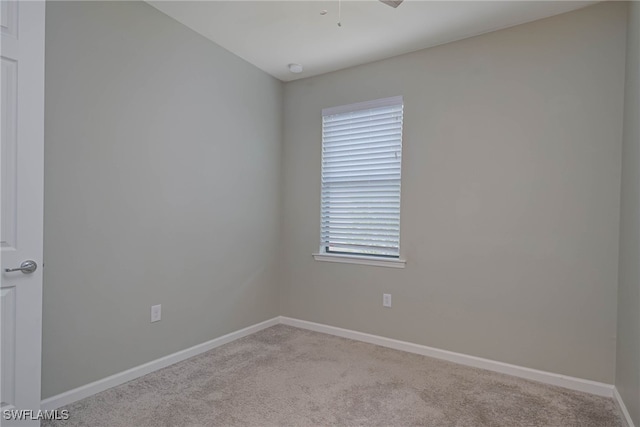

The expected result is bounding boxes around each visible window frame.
[313,96,406,268]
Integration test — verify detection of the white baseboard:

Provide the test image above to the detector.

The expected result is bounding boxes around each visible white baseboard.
[614,387,636,427]
[40,317,280,410]
[279,316,614,398]
[42,315,618,413]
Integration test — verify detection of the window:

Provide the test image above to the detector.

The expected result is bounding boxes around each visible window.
[315,96,405,268]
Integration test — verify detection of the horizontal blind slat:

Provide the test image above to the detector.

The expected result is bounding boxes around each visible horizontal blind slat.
[322,221,400,229]
[322,145,401,158]
[323,115,402,131]
[323,160,401,172]
[321,152,401,165]
[324,242,399,251]
[321,217,400,222]
[323,104,402,121]
[322,174,401,182]
[322,226,398,236]
[322,207,400,213]
[322,234,400,242]
[323,129,402,143]
[323,191,400,198]
[323,166,401,174]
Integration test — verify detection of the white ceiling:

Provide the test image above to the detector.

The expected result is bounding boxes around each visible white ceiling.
[148,1,596,82]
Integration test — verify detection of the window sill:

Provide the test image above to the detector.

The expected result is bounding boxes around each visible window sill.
[312,253,406,268]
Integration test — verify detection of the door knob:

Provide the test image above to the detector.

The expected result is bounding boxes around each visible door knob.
[5,260,37,274]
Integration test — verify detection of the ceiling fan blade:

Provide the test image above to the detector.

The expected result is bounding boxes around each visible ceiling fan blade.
[379,0,404,8]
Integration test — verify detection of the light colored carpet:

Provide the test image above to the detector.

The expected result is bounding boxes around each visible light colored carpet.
[43,325,623,426]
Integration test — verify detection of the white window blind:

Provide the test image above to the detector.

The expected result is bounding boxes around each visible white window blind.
[320,96,403,258]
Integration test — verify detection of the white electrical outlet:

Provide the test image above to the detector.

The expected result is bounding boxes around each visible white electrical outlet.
[151,304,161,322]
[383,294,392,308]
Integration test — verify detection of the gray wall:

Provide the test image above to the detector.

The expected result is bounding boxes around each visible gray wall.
[616,1,640,424]
[281,2,626,384]
[42,1,282,398]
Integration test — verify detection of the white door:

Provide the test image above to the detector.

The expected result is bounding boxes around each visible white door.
[1,0,45,425]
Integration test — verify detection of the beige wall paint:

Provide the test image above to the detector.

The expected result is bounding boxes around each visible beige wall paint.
[281,2,626,384]
[42,1,283,398]
[616,1,640,424]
